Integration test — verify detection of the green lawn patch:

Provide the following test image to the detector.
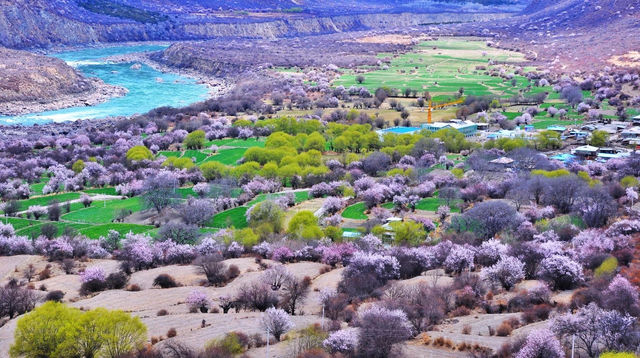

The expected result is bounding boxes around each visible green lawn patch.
[207,206,248,229]
[61,197,143,224]
[16,192,82,211]
[14,222,92,239]
[201,148,247,166]
[83,187,118,196]
[78,223,154,239]
[206,138,265,148]
[415,197,461,212]
[342,202,368,220]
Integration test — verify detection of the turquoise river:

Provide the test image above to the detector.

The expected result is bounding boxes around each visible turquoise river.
[0,44,210,126]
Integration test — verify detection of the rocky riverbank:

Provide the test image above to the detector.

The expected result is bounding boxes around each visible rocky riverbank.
[0,78,127,116]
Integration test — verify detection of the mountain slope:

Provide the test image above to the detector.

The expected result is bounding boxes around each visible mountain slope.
[0,0,524,49]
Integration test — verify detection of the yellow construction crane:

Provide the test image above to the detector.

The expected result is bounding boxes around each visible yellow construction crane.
[427,98,464,124]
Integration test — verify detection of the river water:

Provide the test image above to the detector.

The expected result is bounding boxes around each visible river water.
[0,44,210,126]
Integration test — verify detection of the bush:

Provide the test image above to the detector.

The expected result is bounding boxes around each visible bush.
[196,254,228,286]
[594,256,618,277]
[167,328,177,338]
[105,271,128,289]
[521,304,552,324]
[496,321,513,336]
[157,309,168,316]
[45,290,65,302]
[153,274,179,288]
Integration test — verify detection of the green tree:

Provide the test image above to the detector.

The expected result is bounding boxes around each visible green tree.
[390,220,427,246]
[303,132,326,152]
[200,161,229,180]
[288,211,323,240]
[72,159,85,174]
[620,175,639,188]
[10,302,147,358]
[162,156,195,169]
[247,200,285,235]
[232,228,259,247]
[589,130,609,147]
[536,130,561,150]
[10,301,81,358]
[125,145,153,163]
[184,130,206,149]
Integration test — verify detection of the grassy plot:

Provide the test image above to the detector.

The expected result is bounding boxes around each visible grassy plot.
[333,38,529,98]
[15,192,82,211]
[201,148,247,166]
[83,187,118,196]
[78,223,154,239]
[342,202,369,220]
[61,197,143,224]
[15,222,92,238]
[29,179,50,196]
[415,197,461,212]
[206,138,265,148]
[207,206,248,229]
[531,119,583,129]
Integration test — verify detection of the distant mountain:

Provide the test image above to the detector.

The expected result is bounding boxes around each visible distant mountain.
[0,0,526,49]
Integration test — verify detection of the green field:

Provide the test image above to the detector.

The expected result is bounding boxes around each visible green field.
[415,197,461,212]
[61,197,143,224]
[83,187,118,196]
[78,223,154,239]
[208,206,248,229]
[206,138,265,148]
[342,202,369,220]
[201,148,248,166]
[15,192,82,211]
[333,38,539,98]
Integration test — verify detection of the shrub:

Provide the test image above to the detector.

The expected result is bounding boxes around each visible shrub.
[496,321,513,336]
[595,256,618,277]
[521,304,552,324]
[167,328,177,338]
[196,254,228,286]
[45,290,65,302]
[153,274,179,288]
[79,267,107,295]
[105,271,128,289]
[157,309,168,316]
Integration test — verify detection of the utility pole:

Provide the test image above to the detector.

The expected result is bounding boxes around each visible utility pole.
[571,334,575,358]
[265,327,270,358]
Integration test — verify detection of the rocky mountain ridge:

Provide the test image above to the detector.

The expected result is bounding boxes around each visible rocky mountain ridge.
[0,0,519,49]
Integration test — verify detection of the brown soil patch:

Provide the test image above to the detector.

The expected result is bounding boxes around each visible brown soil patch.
[608,51,640,68]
